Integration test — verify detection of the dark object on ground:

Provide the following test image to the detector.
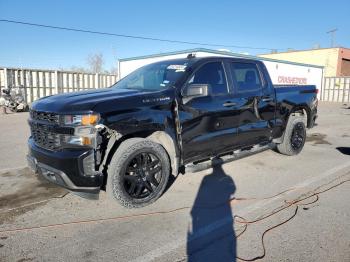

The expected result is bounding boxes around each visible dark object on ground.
[336,147,350,155]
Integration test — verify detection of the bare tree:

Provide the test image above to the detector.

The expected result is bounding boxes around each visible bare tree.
[109,65,119,76]
[70,66,88,73]
[69,53,118,75]
[87,53,104,73]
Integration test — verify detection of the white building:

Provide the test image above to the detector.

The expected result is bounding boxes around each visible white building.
[118,48,324,97]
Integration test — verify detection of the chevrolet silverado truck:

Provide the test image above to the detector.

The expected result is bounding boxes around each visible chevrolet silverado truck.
[27,55,318,208]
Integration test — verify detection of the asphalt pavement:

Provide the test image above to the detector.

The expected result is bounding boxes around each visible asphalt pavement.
[0,102,349,262]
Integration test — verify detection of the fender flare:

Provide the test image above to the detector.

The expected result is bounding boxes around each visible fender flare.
[100,130,180,178]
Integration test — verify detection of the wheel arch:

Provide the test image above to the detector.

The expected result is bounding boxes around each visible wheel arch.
[289,104,311,127]
[274,105,309,144]
[101,129,180,188]
[146,131,180,176]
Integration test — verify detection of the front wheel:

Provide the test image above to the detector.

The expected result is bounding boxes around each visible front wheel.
[276,115,306,156]
[107,138,170,208]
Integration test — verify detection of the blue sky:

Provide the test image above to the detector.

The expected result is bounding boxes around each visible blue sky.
[0,0,349,71]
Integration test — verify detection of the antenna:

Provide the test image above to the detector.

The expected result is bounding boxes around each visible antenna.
[326,28,338,47]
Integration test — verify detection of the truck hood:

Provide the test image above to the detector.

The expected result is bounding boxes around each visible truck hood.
[31,88,143,113]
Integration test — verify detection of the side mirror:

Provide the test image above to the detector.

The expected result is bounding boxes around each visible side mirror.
[183,84,209,98]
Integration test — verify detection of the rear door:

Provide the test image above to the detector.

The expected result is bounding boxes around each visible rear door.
[178,60,241,163]
[227,61,274,147]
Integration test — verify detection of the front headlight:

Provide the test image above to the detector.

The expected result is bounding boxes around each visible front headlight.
[61,113,100,147]
[62,114,100,126]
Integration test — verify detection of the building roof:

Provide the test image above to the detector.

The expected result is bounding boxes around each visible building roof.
[119,48,323,68]
[259,46,350,56]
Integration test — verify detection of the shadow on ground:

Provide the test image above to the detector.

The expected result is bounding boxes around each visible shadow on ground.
[336,147,350,155]
[187,161,236,261]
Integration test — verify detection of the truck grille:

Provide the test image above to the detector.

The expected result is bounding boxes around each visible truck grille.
[30,110,59,124]
[30,123,60,151]
[29,110,61,151]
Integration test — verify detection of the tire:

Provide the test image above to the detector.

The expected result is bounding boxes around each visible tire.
[107,138,170,208]
[276,115,307,156]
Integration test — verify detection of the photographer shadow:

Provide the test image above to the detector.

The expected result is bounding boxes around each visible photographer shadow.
[187,161,237,261]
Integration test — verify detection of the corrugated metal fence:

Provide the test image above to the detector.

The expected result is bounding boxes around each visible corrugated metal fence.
[322,77,350,103]
[1,67,349,103]
[0,67,118,103]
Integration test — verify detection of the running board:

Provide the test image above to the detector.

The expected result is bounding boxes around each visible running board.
[185,143,274,173]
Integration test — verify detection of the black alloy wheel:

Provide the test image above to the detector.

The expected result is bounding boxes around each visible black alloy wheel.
[276,115,306,156]
[107,138,171,208]
[123,152,162,199]
[290,122,306,151]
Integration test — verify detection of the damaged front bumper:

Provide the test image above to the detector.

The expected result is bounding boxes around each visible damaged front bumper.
[27,138,103,195]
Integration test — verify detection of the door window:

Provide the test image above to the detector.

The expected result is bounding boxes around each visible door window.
[188,62,228,95]
[230,63,262,93]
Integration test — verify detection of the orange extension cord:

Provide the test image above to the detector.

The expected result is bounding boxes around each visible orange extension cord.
[0,177,349,261]
[234,178,350,261]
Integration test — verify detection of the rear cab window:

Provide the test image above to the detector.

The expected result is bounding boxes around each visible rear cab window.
[229,62,263,94]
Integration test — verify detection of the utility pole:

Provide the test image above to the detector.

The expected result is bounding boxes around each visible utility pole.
[327,28,338,47]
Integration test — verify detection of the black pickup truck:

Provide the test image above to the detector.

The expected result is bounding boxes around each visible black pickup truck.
[27,55,318,208]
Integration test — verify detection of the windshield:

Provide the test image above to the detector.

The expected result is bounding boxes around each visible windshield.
[113,61,188,91]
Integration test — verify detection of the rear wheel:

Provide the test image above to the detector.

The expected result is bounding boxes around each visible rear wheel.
[276,115,306,156]
[107,138,170,208]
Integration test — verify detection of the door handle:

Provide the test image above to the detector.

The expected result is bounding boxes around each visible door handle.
[261,96,273,102]
[223,101,237,107]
